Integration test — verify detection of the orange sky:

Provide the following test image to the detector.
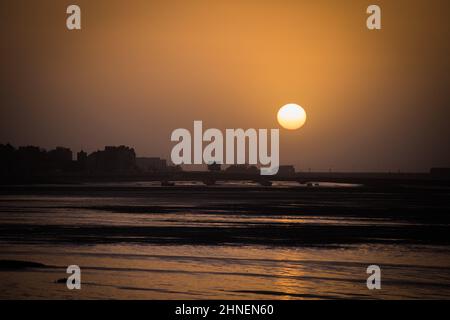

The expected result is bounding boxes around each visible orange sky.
[1,0,449,171]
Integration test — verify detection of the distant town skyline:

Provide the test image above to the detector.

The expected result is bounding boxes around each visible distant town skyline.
[2,143,448,174]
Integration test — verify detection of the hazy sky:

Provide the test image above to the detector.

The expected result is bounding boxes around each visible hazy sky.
[1,0,449,171]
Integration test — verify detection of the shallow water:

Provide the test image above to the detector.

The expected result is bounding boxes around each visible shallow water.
[0,184,449,299]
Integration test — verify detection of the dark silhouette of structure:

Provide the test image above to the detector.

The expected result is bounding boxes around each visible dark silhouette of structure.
[276,165,296,177]
[136,157,167,173]
[87,146,137,174]
[76,150,88,171]
[1,143,450,187]
[0,144,16,176]
[16,146,48,174]
[0,144,142,176]
[48,147,73,172]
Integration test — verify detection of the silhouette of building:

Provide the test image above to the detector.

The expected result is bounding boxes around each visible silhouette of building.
[0,144,16,175]
[1,144,76,174]
[0,143,186,177]
[16,146,48,174]
[136,157,167,173]
[77,150,87,163]
[277,165,296,177]
[48,147,73,172]
[87,146,137,174]
[76,150,88,171]
[48,147,72,162]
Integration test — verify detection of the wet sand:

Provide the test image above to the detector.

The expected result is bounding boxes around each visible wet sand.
[0,183,449,299]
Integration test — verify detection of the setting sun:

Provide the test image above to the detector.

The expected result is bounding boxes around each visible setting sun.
[277,103,307,130]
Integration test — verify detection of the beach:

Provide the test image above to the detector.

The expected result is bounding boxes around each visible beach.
[0,182,449,299]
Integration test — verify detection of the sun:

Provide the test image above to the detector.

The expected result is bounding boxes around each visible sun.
[277,103,307,130]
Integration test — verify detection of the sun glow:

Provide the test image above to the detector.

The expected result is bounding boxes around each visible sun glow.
[277,104,307,130]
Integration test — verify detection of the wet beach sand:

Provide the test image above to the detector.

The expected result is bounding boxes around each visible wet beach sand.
[0,182,449,299]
